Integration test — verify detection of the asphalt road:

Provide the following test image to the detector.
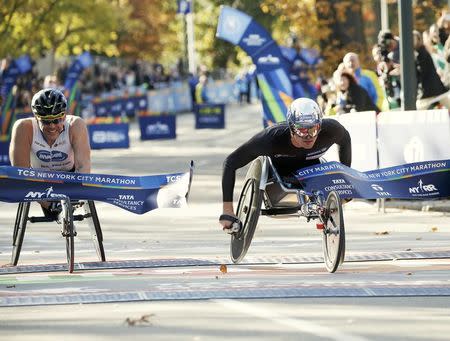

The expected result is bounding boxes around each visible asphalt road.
[0,102,449,341]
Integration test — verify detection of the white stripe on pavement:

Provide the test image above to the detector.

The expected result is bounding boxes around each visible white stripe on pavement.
[215,299,369,341]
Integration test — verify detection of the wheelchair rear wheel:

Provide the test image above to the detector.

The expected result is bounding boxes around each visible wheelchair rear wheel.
[231,158,263,263]
[61,200,75,273]
[322,191,345,273]
[84,200,106,262]
[11,202,31,266]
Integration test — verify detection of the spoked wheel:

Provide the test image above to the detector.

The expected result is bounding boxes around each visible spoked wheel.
[84,200,105,261]
[322,191,345,273]
[11,202,31,266]
[230,157,263,263]
[61,199,75,273]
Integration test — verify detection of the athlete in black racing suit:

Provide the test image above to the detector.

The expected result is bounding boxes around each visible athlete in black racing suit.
[220,98,351,232]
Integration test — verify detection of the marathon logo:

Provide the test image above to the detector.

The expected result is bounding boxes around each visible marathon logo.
[409,179,439,197]
[145,122,170,135]
[243,34,266,47]
[370,184,391,197]
[92,131,126,143]
[25,186,66,200]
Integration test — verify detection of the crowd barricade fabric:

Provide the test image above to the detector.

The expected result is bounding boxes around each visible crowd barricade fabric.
[323,111,378,171]
[138,115,176,140]
[377,109,450,167]
[194,104,225,129]
[0,141,9,166]
[88,123,130,149]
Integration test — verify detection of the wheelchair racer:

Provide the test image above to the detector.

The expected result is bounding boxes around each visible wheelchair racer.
[9,88,91,220]
[220,97,352,233]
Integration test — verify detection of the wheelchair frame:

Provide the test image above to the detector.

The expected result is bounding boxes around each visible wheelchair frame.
[231,156,346,273]
[11,199,105,273]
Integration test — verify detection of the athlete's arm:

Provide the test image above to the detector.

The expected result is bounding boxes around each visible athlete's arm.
[70,117,91,173]
[9,119,32,167]
[335,123,352,167]
[222,130,270,215]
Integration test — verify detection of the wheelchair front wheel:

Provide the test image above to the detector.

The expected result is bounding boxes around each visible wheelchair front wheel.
[84,200,106,262]
[11,202,31,266]
[322,191,345,273]
[61,200,75,273]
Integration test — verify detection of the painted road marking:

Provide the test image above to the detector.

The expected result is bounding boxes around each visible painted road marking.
[215,299,369,341]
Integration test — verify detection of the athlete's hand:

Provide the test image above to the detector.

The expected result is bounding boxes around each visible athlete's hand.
[219,213,242,234]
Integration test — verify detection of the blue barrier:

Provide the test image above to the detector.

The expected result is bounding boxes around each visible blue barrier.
[138,115,176,140]
[88,123,130,149]
[0,141,10,166]
[195,103,225,129]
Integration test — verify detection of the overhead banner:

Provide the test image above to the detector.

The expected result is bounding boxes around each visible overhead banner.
[296,159,450,199]
[194,103,225,129]
[88,123,130,149]
[216,6,293,125]
[0,164,194,214]
[377,109,450,167]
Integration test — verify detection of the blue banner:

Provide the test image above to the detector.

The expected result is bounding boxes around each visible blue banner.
[296,160,450,199]
[0,141,10,166]
[216,6,293,125]
[1,55,32,133]
[194,104,225,129]
[64,52,92,92]
[177,0,191,14]
[138,115,176,140]
[88,123,130,149]
[0,165,193,214]
[93,95,148,118]
[216,6,294,124]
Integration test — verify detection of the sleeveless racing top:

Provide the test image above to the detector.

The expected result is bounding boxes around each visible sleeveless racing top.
[30,118,75,171]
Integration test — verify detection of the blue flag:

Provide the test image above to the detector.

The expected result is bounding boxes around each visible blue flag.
[216,6,293,125]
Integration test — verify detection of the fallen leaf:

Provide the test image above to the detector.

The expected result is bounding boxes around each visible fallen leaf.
[431,227,438,232]
[215,276,219,279]
[416,237,422,240]
[220,264,228,274]
[125,314,155,327]
[405,248,412,251]
[406,272,413,276]
[375,231,389,235]
[6,285,15,288]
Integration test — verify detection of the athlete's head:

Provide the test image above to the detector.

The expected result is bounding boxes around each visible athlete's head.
[31,88,67,136]
[31,88,67,120]
[286,97,322,149]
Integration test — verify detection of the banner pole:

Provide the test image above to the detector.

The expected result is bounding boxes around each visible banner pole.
[186,0,197,74]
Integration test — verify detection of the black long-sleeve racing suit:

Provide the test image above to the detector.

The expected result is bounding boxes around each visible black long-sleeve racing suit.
[222,119,351,202]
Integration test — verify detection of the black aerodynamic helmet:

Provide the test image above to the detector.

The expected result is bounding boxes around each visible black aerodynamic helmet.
[31,88,67,119]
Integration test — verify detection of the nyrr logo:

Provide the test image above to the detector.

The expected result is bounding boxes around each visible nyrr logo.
[146,122,169,135]
[409,179,438,194]
[243,34,266,46]
[257,54,280,65]
[370,184,391,197]
[24,186,66,200]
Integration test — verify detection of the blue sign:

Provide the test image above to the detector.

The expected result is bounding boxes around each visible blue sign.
[64,52,92,92]
[177,0,191,14]
[88,123,130,149]
[0,141,10,166]
[296,160,450,199]
[139,115,176,140]
[195,103,225,129]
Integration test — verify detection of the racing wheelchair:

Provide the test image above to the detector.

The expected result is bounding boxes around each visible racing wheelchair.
[230,156,345,273]
[11,199,105,273]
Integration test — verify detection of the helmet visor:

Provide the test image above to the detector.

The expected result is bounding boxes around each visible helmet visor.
[292,123,321,139]
[34,111,65,120]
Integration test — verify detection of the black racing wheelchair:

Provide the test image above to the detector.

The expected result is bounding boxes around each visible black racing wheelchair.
[11,199,105,273]
[230,156,345,273]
